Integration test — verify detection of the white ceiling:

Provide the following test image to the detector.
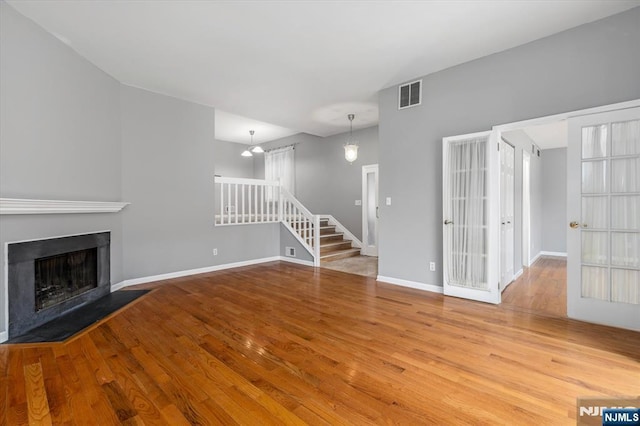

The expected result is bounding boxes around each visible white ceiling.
[215,110,299,145]
[523,121,568,150]
[7,1,639,143]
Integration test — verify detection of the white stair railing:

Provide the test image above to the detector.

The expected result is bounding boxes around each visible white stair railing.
[214,176,321,265]
[215,177,281,225]
[280,187,321,266]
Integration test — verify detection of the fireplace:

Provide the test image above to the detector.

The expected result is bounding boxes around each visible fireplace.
[7,232,110,338]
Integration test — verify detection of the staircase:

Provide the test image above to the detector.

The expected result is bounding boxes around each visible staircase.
[215,177,362,266]
[292,218,360,264]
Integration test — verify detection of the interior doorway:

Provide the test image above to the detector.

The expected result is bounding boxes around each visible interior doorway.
[362,164,379,257]
[498,120,568,317]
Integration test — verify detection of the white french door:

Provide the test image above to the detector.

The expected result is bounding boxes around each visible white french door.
[567,107,640,331]
[362,164,379,256]
[443,131,501,304]
[500,140,515,288]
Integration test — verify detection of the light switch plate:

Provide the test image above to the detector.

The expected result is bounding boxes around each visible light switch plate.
[355,200,362,206]
[386,197,392,206]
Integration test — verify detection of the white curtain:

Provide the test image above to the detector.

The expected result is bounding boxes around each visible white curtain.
[446,138,488,289]
[265,146,295,198]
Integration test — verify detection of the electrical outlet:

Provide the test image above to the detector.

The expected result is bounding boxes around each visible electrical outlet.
[429,262,436,272]
[213,248,218,256]
[286,247,296,257]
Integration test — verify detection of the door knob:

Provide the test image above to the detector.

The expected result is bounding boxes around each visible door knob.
[569,221,580,229]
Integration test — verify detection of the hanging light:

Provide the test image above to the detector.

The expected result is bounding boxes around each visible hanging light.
[241,130,264,157]
[344,114,358,164]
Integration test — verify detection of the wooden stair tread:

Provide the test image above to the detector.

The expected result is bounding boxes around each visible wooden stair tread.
[320,240,352,248]
[320,248,361,260]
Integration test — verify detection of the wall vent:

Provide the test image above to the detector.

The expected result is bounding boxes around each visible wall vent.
[398,79,422,109]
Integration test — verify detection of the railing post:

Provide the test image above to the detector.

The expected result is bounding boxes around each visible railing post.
[278,179,284,222]
[314,215,321,267]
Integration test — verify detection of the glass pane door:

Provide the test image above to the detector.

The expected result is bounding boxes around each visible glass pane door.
[568,107,640,330]
[443,131,500,304]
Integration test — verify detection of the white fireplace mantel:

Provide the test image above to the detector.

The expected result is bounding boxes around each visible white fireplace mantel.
[0,198,130,215]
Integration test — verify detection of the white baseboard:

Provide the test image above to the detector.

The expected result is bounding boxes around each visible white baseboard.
[530,251,542,265]
[280,256,315,267]
[513,269,524,280]
[376,275,444,294]
[0,331,7,343]
[111,256,314,291]
[540,251,567,258]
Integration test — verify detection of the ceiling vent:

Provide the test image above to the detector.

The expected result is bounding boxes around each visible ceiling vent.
[398,80,422,109]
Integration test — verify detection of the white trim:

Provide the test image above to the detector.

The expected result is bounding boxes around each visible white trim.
[0,198,129,215]
[513,268,523,280]
[376,275,444,294]
[111,256,315,291]
[501,269,523,293]
[214,176,280,186]
[279,256,315,267]
[492,99,640,132]
[0,331,6,342]
[530,251,542,265]
[539,251,567,258]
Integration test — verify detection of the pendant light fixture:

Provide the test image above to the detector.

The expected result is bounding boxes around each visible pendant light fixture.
[344,114,358,164]
[241,130,264,157]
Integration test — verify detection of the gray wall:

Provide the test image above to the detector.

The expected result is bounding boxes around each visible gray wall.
[0,2,124,333]
[541,148,568,254]
[279,223,314,262]
[377,7,640,286]
[120,85,280,279]
[214,139,256,178]
[256,126,379,240]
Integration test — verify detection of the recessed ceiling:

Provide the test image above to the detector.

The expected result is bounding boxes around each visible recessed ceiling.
[215,110,299,145]
[523,121,569,150]
[7,1,639,142]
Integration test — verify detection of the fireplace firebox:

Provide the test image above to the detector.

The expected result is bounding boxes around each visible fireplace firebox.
[7,232,110,338]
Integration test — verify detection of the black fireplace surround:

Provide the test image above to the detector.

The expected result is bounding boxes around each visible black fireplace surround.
[8,232,110,338]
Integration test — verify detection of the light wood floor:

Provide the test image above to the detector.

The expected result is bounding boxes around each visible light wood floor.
[502,256,567,317]
[2,261,638,425]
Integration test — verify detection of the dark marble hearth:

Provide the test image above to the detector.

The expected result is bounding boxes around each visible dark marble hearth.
[5,290,149,344]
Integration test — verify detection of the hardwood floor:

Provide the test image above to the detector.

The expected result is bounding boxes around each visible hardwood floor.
[501,256,567,317]
[2,261,638,425]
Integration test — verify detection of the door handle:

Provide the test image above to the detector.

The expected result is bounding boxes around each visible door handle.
[569,221,580,229]
[444,219,453,225]
[376,206,379,219]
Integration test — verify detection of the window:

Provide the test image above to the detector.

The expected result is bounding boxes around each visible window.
[264,145,295,198]
[399,79,422,109]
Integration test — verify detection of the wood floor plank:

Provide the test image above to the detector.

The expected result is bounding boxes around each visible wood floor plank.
[22,362,52,425]
[2,261,639,425]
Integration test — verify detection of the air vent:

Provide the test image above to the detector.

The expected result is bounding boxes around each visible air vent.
[398,79,422,109]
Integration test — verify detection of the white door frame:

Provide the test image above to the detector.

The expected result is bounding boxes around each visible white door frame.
[493,99,640,327]
[522,151,532,268]
[500,140,515,289]
[361,164,379,257]
[442,130,501,304]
